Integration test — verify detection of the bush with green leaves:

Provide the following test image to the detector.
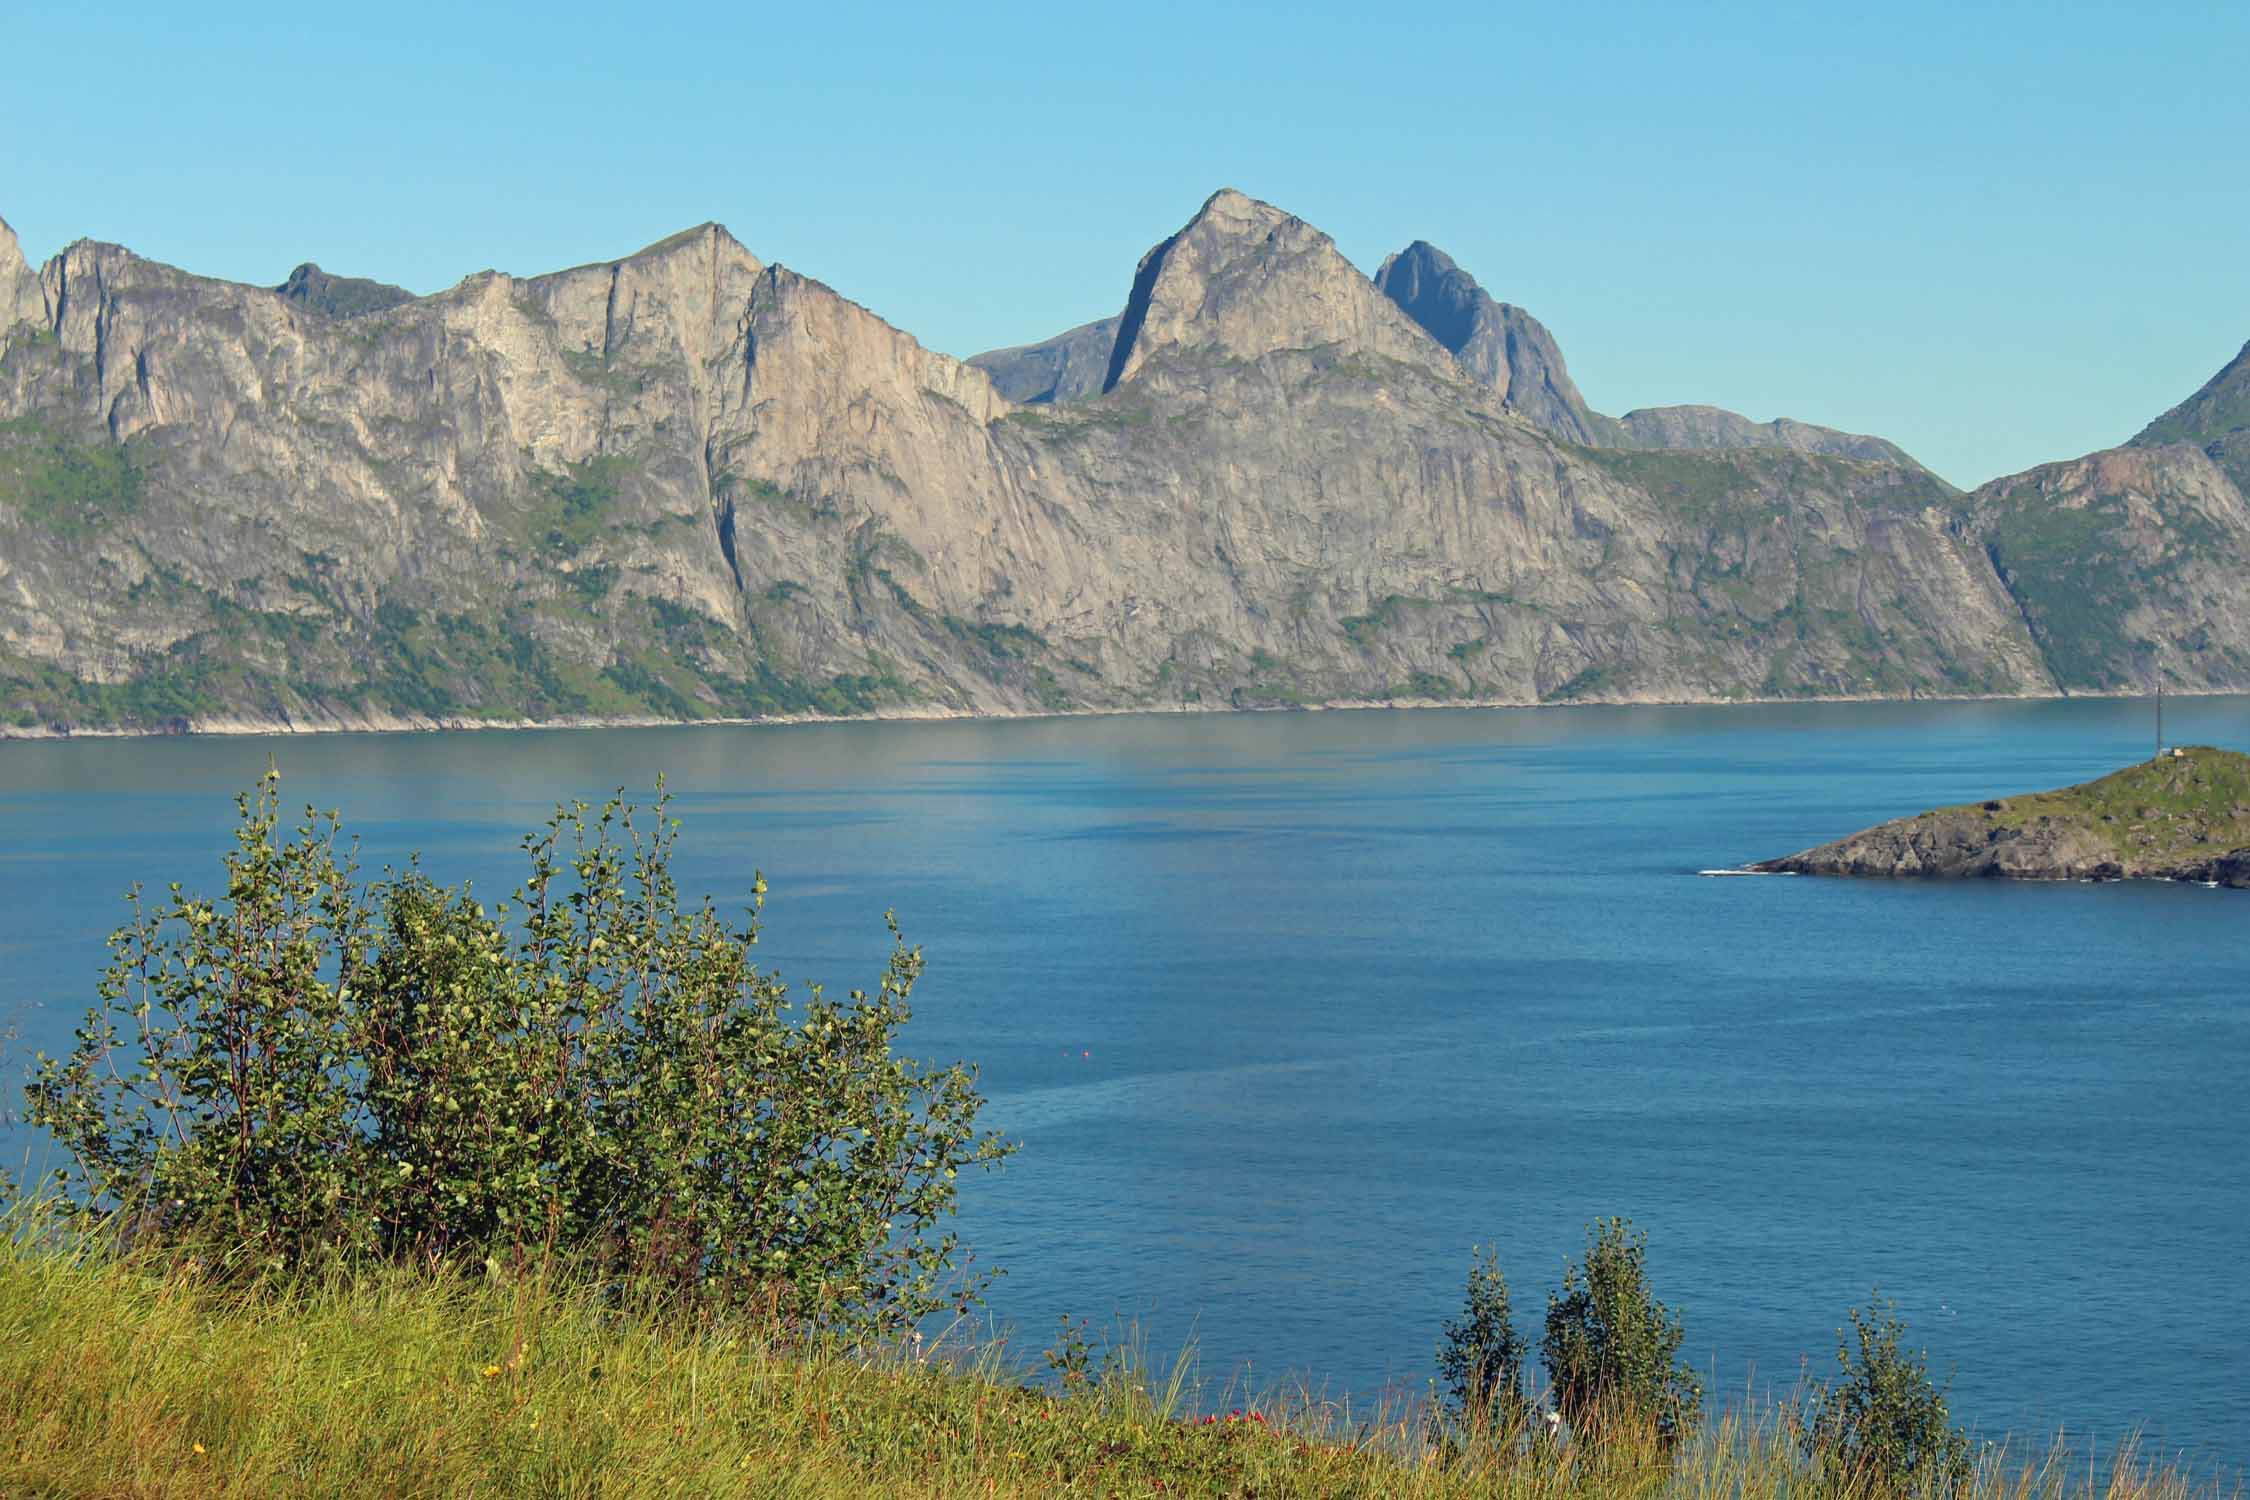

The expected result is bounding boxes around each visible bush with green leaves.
[25,770,1012,1336]
[1436,1246,1530,1437]
[1540,1216,1703,1446]
[1805,1295,1974,1494]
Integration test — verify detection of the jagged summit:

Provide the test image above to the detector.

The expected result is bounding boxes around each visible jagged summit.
[1373,239,1609,444]
[1100,188,1452,392]
[1371,242,1476,348]
[2132,337,2250,491]
[273,262,415,319]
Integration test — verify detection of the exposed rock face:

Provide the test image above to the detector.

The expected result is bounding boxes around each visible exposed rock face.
[1756,806,2129,879]
[273,262,415,319]
[967,315,1119,403]
[1614,405,1925,471]
[1102,189,1446,392]
[1372,241,1614,445]
[2132,337,2250,492]
[1752,747,2250,886]
[1964,443,2250,691]
[0,216,42,332]
[2,187,2249,737]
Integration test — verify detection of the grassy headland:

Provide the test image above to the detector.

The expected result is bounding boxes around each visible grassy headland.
[1757,746,2250,881]
[1950,746,2250,863]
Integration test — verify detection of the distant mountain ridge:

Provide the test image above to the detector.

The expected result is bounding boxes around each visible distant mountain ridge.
[976,222,1937,476]
[2,189,2246,737]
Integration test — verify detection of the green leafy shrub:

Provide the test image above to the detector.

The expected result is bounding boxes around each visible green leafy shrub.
[1540,1217,1702,1447]
[25,771,1012,1336]
[1436,1246,1529,1437]
[1805,1295,1974,1494]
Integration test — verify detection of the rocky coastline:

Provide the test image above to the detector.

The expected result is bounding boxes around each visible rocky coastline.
[1748,746,2250,886]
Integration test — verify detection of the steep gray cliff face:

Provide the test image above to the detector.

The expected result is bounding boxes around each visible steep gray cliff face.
[2132,337,2250,492]
[1961,442,2250,692]
[1371,240,1617,445]
[0,189,2242,736]
[967,315,1119,403]
[0,217,41,332]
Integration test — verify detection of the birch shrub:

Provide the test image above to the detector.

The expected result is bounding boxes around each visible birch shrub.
[1805,1296,1974,1494]
[25,770,1012,1336]
[1436,1246,1531,1438]
[1541,1217,1704,1448]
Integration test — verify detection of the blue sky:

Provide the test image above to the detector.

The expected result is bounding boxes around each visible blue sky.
[3,0,2243,487]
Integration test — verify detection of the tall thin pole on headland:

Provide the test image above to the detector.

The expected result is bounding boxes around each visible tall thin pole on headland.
[2155,675,2164,760]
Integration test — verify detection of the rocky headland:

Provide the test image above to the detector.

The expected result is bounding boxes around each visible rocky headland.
[1750,746,2250,885]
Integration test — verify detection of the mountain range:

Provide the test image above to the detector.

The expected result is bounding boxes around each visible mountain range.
[2,189,2245,736]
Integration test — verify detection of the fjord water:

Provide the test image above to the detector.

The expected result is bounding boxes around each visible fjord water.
[2,697,2244,1470]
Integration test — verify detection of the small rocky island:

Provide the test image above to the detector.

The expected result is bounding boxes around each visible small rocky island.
[1750,746,2250,886]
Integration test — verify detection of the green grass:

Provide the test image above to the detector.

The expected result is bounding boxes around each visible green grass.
[1,647,223,730]
[527,456,632,557]
[0,416,143,538]
[1548,664,1623,702]
[1971,484,2176,690]
[1918,746,2250,865]
[1400,671,1458,699]
[1341,594,1430,644]
[0,1218,2224,1500]
[944,616,1047,660]
[722,473,842,526]
[1574,448,1949,528]
[560,347,646,398]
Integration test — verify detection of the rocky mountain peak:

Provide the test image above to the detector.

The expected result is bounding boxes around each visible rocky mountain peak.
[1371,241,1475,347]
[273,262,415,319]
[509,221,766,380]
[1373,238,1607,443]
[623,221,748,265]
[1101,189,1451,393]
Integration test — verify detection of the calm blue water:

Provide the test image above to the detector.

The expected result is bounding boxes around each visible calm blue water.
[2,697,2244,1472]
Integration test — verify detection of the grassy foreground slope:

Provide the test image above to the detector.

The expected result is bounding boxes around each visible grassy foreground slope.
[0,1230,2219,1500]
